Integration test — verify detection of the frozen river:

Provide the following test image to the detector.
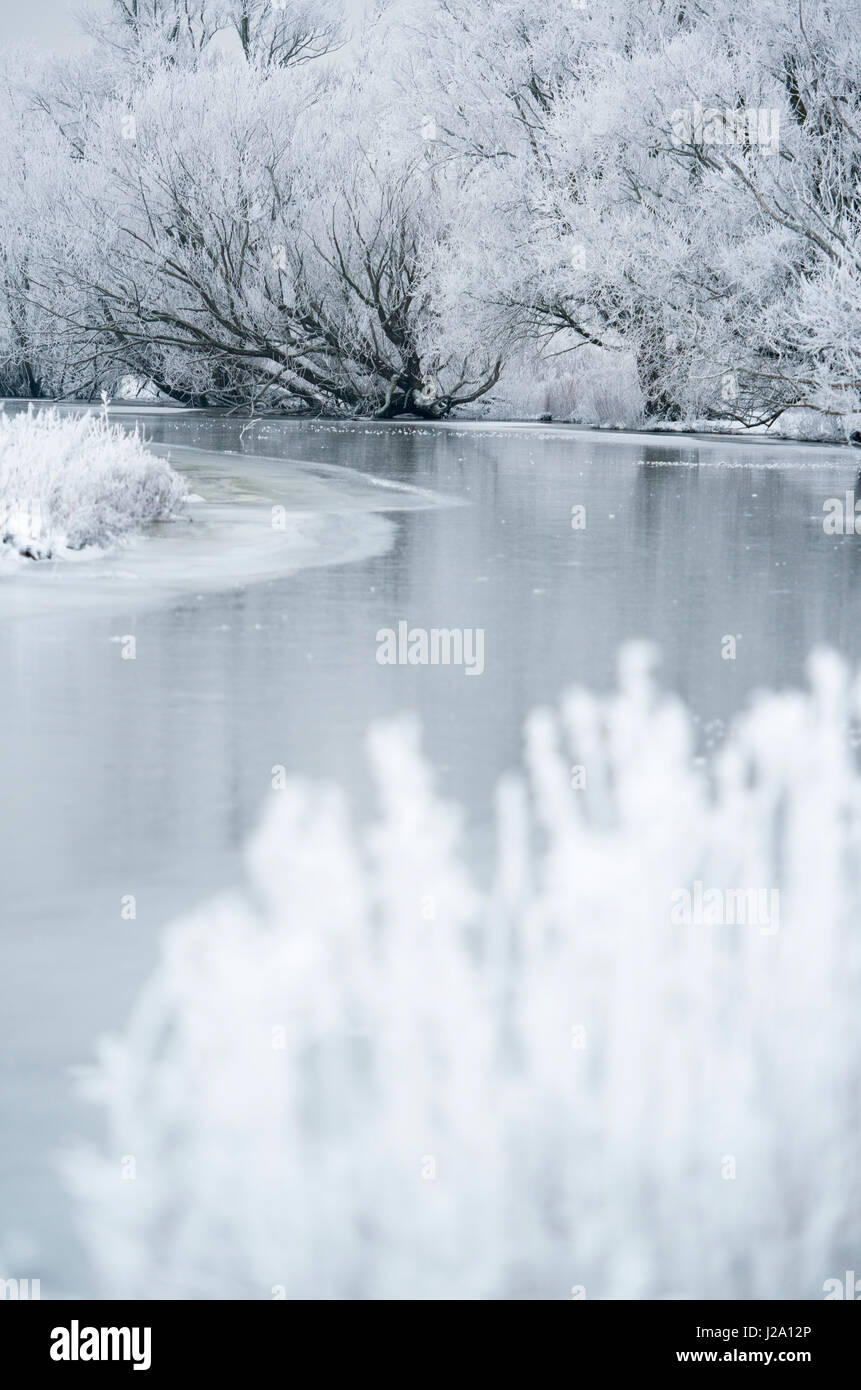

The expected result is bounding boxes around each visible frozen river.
[2,409,860,1296]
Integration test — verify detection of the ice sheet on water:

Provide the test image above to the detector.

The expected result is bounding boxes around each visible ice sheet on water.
[66,646,861,1299]
[0,407,187,560]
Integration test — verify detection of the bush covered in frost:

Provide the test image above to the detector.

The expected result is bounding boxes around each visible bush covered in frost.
[0,408,187,559]
[67,648,861,1299]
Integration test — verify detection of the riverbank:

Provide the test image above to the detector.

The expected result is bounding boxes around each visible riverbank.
[4,398,858,451]
[0,428,455,621]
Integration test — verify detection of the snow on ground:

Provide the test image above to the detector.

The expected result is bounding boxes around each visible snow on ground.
[0,407,187,560]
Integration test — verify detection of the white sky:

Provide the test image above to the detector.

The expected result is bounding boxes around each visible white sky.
[0,0,107,51]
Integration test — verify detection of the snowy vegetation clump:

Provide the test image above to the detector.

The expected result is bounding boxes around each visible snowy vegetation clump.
[67,647,861,1299]
[0,409,187,559]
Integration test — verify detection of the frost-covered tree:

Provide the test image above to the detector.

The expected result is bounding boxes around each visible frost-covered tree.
[84,0,346,68]
[1,0,859,425]
[405,0,861,427]
[82,0,222,63]
[26,52,503,414]
[226,0,345,68]
[0,60,100,398]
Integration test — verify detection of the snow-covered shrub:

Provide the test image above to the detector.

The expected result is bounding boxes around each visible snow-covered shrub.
[0,408,187,559]
[67,647,861,1299]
